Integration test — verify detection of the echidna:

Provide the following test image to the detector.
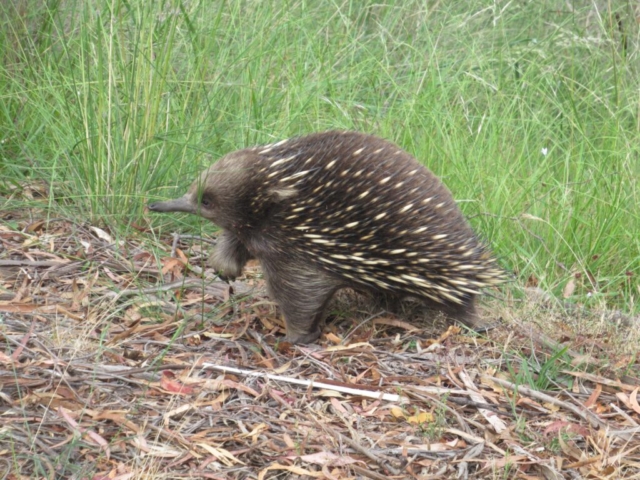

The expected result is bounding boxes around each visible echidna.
[149,131,506,343]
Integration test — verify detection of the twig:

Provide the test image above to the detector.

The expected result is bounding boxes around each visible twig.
[445,428,506,455]
[247,330,280,368]
[171,233,180,257]
[405,389,472,434]
[0,457,9,480]
[609,403,639,427]
[459,370,507,434]
[350,465,392,480]
[484,375,640,440]
[320,422,402,476]
[563,370,639,392]
[99,278,229,299]
[201,363,407,403]
[172,234,218,246]
[342,310,386,344]
[0,260,70,267]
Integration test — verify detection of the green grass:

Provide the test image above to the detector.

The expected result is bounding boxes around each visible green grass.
[1,0,639,313]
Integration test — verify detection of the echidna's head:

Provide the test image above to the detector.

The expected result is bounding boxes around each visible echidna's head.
[148,151,256,231]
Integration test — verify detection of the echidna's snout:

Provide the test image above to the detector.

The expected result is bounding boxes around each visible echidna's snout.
[148,195,195,214]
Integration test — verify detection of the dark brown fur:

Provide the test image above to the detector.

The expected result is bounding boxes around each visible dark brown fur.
[149,131,505,343]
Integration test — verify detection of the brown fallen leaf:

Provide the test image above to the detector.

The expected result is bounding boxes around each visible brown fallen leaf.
[160,371,196,395]
[563,278,576,298]
[258,463,323,480]
[373,316,418,331]
[294,451,362,467]
[58,407,111,459]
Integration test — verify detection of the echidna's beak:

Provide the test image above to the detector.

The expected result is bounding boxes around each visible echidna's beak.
[148,195,195,214]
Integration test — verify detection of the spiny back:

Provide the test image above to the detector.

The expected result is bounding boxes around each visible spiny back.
[234,131,504,304]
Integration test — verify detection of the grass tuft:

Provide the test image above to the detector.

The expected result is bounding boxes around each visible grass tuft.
[1,0,638,314]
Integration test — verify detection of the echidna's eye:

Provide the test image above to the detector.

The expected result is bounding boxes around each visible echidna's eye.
[200,194,214,208]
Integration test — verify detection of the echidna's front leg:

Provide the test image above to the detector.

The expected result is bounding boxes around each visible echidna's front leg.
[260,259,343,344]
[208,230,253,281]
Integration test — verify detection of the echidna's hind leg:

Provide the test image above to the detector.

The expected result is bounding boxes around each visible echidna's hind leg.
[440,297,481,327]
[261,259,343,344]
[370,291,403,314]
[208,230,253,281]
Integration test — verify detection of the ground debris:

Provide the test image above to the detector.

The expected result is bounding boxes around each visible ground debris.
[1,214,639,479]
